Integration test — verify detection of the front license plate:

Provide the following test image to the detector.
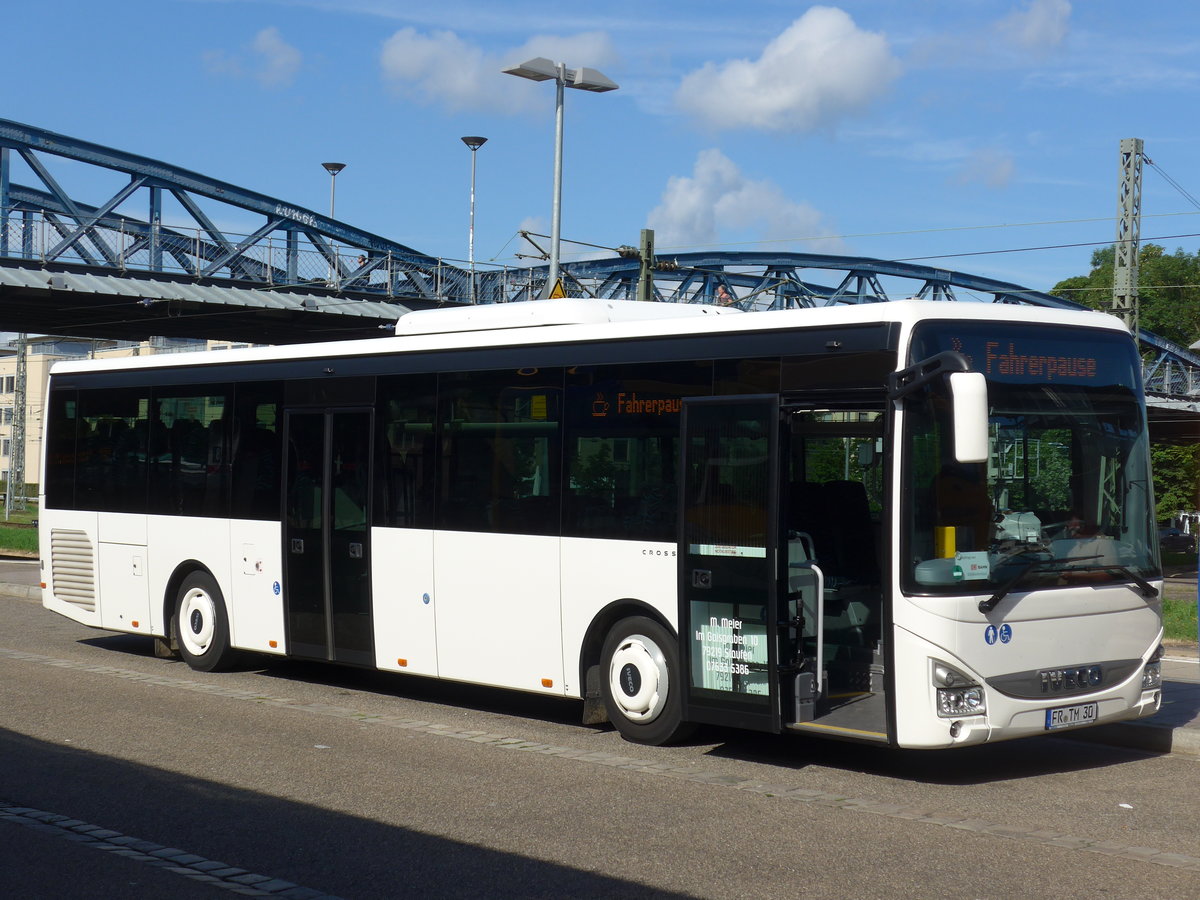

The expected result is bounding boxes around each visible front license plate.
[1045,702,1099,731]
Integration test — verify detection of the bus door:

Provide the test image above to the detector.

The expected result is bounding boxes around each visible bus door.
[781,400,889,743]
[679,396,781,733]
[283,408,374,666]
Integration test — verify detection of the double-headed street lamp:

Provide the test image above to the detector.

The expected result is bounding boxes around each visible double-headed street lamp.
[461,136,487,303]
[502,57,618,297]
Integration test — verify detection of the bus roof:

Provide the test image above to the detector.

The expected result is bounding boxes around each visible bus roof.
[394,297,741,335]
[47,298,1129,376]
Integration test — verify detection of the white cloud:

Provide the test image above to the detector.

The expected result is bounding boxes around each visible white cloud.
[996,0,1071,52]
[954,148,1016,188]
[646,149,839,251]
[253,27,302,88]
[380,27,617,113]
[674,7,900,133]
[203,27,302,89]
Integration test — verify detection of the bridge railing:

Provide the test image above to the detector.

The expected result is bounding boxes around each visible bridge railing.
[0,206,532,302]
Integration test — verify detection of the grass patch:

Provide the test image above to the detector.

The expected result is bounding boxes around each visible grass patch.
[0,505,38,556]
[0,523,38,556]
[1164,593,1199,644]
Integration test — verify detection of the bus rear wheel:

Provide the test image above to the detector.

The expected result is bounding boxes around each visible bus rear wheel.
[600,616,694,745]
[174,571,235,672]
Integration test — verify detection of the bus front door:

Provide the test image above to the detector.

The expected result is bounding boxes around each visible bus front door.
[283,408,374,667]
[679,396,781,734]
[782,403,888,743]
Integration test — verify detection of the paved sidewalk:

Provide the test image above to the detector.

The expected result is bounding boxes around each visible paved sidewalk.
[6,572,1199,757]
[1064,645,1200,757]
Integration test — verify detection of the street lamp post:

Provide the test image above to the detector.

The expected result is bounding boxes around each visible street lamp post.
[502,57,617,298]
[322,161,345,287]
[461,136,487,303]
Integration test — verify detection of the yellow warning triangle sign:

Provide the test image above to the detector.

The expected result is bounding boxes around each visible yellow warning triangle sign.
[548,279,566,299]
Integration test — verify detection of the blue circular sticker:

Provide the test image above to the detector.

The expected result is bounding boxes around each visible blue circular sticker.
[999,623,1013,644]
[984,625,998,645]
[272,581,281,596]
[422,592,431,605]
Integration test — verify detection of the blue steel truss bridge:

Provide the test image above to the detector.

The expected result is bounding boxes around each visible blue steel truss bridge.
[1,117,1197,435]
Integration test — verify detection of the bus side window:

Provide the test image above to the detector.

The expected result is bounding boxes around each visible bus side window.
[375,374,437,529]
[77,387,150,514]
[563,361,711,542]
[437,369,562,536]
[44,389,79,509]
[231,384,282,521]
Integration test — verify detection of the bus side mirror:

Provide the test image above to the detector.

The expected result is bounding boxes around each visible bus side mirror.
[949,372,989,463]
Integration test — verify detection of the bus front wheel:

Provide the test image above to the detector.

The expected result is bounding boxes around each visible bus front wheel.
[600,616,694,745]
[174,572,235,672]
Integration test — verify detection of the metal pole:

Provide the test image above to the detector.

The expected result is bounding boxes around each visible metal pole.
[461,136,487,304]
[469,147,477,301]
[322,162,345,288]
[549,64,565,296]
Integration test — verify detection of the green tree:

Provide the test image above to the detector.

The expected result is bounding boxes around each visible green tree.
[1052,247,1200,518]
[1151,443,1200,522]
[1050,244,1200,347]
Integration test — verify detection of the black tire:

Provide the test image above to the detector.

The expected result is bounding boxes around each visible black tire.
[600,616,694,745]
[174,571,236,672]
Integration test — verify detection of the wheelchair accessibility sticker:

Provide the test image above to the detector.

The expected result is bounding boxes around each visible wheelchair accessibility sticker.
[984,624,1013,645]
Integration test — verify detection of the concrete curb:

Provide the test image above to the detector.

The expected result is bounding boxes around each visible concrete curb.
[0,582,40,601]
[1065,718,1200,758]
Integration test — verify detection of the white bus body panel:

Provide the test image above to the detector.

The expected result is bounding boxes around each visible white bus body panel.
[96,541,150,633]
[560,537,679,696]
[372,527,438,677]
[227,520,286,655]
[433,531,563,694]
[892,585,1162,749]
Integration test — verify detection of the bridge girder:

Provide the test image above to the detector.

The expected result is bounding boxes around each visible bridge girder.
[0,117,457,300]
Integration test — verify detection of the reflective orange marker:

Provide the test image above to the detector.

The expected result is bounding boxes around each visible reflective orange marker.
[268,640,278,649]
[541,678,553,688]
[398,658,408,667]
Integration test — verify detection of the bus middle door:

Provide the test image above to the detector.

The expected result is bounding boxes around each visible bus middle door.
[283,407,374,667]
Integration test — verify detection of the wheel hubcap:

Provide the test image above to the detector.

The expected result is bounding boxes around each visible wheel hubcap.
[180,588,216,656]
[608,634,668,723]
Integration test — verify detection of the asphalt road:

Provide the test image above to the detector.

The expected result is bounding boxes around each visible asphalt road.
[2,592,1198,899]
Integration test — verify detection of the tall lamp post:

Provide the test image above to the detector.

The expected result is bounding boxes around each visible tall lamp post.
[461,136,487,303]
[502,57,617,298]
[322,161,345,287]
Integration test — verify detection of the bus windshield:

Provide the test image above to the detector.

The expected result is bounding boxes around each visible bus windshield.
[903,321,1158,595]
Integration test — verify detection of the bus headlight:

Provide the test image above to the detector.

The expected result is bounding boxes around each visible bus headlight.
[938,685,986,717]
[933,661,986,717]
[1142,662,1162,689]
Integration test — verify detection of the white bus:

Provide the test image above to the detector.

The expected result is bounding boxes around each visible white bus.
[39,297,1164,749]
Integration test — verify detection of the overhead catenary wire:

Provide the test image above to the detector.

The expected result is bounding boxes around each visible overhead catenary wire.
[1146,158,1200,214]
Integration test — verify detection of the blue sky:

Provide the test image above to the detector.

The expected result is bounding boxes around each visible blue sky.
[6,0,1200,296]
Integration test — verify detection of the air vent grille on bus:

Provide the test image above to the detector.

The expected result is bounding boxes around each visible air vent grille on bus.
[50,529,97,612]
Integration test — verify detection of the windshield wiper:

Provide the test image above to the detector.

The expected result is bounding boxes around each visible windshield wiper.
[978,554,1102,614]
[1052,563,1159,599]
